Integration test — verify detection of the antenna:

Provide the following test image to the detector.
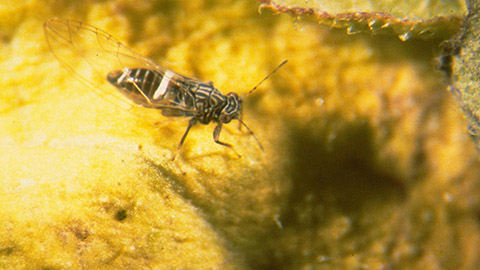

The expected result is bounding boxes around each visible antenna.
[238,119,264,151]
[246,60,288,96]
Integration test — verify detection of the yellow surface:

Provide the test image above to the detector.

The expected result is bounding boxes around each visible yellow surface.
[0,0,479,269]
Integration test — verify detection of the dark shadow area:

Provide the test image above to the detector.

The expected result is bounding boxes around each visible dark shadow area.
[258,114,407,269]
[285,114,406,224]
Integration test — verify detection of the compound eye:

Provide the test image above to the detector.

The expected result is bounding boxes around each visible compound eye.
[219,114,231,123]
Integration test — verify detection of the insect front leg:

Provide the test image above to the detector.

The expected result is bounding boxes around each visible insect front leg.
[213,124,241,157]
[213,123,232,148]
[171,118,197,161]
[238,109,243,131]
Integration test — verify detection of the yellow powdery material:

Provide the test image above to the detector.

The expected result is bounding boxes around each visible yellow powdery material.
[0,1,286,269]
[0,143,233,269]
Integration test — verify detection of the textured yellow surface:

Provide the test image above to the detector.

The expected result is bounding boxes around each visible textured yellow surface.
[0,0,479,269]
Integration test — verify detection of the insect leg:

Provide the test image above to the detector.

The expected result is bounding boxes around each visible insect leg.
[213,123,232,148]
[238,109,243,131]
[213,123,241,157]
[213,124,241,158]
[171,118,197,161]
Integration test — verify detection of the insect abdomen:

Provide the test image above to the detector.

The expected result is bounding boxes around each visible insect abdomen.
[107,68,175,107]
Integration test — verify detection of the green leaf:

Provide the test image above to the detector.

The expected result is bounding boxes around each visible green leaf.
[259,0,466,40]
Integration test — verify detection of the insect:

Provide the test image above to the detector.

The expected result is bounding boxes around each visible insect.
[44,18,286,159]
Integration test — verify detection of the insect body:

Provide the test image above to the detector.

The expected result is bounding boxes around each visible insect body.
[44,18,285,159]
[107,67,244,153]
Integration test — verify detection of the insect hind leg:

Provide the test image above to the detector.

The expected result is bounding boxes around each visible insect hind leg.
[125,76,153,106]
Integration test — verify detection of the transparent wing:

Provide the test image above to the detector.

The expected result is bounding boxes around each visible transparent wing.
[44,18,198,112]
